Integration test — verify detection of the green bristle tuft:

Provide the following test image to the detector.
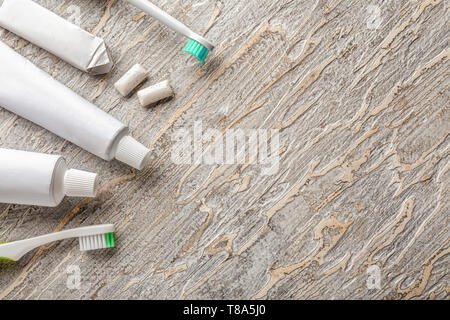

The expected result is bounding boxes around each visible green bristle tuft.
[183,39,210,65]
[104,232,115,248]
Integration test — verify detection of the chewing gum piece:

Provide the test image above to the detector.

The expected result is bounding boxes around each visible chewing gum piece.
[137,80,174,106]
[114,64,148,96]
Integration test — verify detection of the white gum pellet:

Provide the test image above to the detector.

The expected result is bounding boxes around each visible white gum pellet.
[114,64,148,96]
[137,80,174,107]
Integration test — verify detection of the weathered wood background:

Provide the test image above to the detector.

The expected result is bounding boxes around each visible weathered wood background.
[0,0,448,300]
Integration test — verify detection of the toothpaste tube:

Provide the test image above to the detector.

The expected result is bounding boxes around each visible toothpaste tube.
[0,40,151,170]
[0,148,98,207]
[0,0,113,74]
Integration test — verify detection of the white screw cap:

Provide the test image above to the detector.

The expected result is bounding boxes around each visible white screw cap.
[64,169,98,197]
[115,135,151,170]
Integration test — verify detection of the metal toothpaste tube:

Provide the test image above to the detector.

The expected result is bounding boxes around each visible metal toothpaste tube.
[0,0,113,75]
[0,148,98,207]
[0,41,151,170]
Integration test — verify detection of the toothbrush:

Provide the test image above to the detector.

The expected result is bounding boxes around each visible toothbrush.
[0,224,115,262]
[125,0,214,64]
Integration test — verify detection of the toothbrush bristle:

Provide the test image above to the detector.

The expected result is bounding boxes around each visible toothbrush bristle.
[183,39,209,64]
[79,232,115,251]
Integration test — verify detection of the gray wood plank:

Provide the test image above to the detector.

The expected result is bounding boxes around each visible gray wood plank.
[0,0,448,299]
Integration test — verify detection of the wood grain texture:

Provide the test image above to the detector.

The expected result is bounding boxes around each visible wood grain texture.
[0,0,449,300]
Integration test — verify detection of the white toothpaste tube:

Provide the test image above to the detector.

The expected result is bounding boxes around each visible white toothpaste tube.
[138,80,174,106]
[0,148,98,207]
[0,41,151,170]
[0,0,113,75]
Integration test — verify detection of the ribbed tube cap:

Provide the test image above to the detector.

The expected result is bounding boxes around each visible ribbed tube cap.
[64,169,98,197]
[115,135,151,170]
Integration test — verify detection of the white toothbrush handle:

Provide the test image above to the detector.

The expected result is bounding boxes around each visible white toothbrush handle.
[125,0,214,50]
[0,224,114,261]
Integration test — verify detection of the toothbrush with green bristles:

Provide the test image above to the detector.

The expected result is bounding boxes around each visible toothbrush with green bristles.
[125,0,214,64]
[0,224,115,262]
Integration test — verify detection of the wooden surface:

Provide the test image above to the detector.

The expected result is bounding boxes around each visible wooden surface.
[0,0,449,300]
